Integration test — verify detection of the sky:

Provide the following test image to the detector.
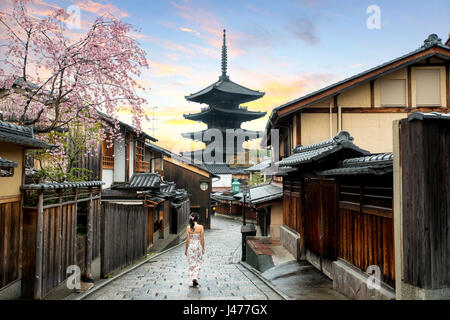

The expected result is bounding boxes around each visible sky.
[1,0,449,152]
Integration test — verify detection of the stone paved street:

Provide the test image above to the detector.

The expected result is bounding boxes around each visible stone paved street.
[84,216,283,300]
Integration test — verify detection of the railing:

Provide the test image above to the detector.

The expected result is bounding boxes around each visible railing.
[135,160,150,172]
[102,155,114,169]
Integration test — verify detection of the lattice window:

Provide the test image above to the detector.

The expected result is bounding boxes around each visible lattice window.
[102,137,114,169]
[135,140,150,172]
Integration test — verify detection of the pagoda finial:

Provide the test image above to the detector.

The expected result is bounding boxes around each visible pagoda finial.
[220,29,228,79]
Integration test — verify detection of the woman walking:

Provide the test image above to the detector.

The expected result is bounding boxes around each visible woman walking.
[185,213,205,287]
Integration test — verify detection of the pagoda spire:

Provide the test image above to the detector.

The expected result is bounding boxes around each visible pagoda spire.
[220,29,228,80]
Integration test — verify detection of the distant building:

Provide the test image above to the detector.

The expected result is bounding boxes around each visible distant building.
[182,30,266,165]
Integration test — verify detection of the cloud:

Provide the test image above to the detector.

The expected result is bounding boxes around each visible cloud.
[179,27,200,36]
[75,0,129,18]
[164,119,196,126]
[286,16,319,45]
[147,60,192,77]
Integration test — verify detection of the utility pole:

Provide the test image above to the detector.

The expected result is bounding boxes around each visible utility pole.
[150,106,158,138]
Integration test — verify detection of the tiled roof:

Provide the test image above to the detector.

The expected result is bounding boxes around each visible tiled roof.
[270,165,298,176]
[160,181,176,194]
[277,131,369,167]
[97,111,157,142]
[249,183,283,205]
[201,163,250,175]
[320,153,393,176]
[211,192,235,201]
[0,156,18,168]
[0,120,54,149]
[128,173,162,189]
[245,159,271,172]
[21,181,104,190]
[408,112,450,122]
[182,128,263,140]
[145,142,173,156]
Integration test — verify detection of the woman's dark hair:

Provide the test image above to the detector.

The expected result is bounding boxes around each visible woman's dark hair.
[189,213,199,231]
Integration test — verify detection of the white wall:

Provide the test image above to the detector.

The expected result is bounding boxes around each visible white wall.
[102,169,114,189]
[114,137,126,182]
[129,140,134,179]
[213,174,232,188]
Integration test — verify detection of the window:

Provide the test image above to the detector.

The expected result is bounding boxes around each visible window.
[134,140,150,172]
[416,69,441,106]
[102,137,114,169]
[380,79,406,106]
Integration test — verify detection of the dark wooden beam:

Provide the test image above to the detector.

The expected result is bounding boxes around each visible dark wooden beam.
[298,106,449,114]
[370,80,375,108]
[411,63,448,67]
[446,64,450,108]
[407,66,412,110]
[296,113,301,146]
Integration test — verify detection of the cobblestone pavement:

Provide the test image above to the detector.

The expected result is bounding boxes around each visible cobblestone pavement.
[84,216,283,300]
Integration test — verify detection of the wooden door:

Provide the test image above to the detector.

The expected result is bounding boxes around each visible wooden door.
[305,178,338,262]
[147,207,154,248]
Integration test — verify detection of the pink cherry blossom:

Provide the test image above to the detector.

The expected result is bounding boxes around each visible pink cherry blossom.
[0,0,149,171]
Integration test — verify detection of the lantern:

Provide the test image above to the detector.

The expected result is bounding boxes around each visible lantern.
[231,178,241,194]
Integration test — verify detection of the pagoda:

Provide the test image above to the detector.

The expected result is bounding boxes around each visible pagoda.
[182,29,266,164]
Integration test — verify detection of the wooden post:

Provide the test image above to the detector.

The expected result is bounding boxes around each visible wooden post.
[18,192,24,281]
[393,119,403,299]
[57,190,63,284]
[86,187,93,279]
[34,190,44,300]
[73,188,78,271]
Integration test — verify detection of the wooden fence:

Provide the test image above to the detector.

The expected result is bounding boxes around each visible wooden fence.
[337,176,394,288]
[21,185,102,299]
[0,196,22,291]
[282,174,395,287]
[100,202,148,277]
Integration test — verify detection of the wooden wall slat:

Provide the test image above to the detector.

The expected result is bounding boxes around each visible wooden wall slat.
[101,202,149,276]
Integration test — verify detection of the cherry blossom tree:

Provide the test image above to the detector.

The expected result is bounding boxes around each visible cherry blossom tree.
[0,0,149,180]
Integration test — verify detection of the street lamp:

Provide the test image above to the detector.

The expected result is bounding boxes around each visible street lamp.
[232,178,256,261]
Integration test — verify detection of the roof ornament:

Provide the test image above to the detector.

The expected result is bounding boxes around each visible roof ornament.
[220,29,229,80]
[421,34,442,49]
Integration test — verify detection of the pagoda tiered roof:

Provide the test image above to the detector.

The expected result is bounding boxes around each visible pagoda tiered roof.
[185,77,264,105]
[182,127,263,141]
[184,105,266,122]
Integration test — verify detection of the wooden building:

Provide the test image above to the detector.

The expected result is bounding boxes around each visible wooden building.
[248,182,283,238]
[144,143,216,229]
[98,112,157,189]
[261,34,450,300]
[0,120,53,299]
[276,131,396,299]
[263,34,450,157]
[162,154,215,229]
